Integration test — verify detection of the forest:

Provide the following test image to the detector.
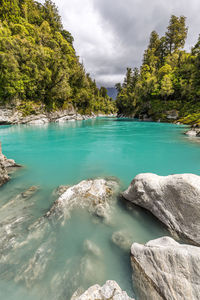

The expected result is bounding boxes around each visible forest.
[116,15,200,124]
[0,0,116,115]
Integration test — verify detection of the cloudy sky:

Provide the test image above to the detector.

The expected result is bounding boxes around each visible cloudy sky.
[42,0,200,87]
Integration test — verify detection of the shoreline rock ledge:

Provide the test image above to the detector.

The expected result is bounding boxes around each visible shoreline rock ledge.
[71,280,135,300]
[131,237,200,300]
[122,173,200,246]
[185,125,200,137]
[0,142,20,186]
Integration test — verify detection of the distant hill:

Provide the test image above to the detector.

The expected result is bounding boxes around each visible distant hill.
[106,88,118,100]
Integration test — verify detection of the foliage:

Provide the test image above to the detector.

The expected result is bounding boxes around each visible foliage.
[0,0,116,115]
[178,113,200,125]
[116,15,200,123]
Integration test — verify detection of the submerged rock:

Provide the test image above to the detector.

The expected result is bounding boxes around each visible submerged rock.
[53,185,70,197]
[123,173,200,245]
[131,237,200,300]
[0,185,40,267]
[111,230,132,251]
[7,178,118,291]
[18,186,39,199]
[83,240,101,257]
[49,239,105,300]
[71,280,134,300]
[47,178,119,223]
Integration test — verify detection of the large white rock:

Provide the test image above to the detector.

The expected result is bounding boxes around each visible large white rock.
[123,173,200,245]
[131,237,200,300]
[47,178,119,222]
[71,280,134,300]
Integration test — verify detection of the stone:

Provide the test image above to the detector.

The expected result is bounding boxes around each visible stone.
[55,115,74,123]
[47,178,119,223]
[0,108,13,124]
[166,110,179,120]
[123,173,200,245]
[111,230,132,251]
[53,185,70,196]
[0,161,9,186]
[0,146,21,186]
[0,108,96,125]
[185,129,200,137]
[131,236,200,300]
[71,280,134,300]
[83,240,101,257]
[27,117,49,125]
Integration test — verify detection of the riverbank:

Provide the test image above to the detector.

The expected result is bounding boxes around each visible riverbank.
[0,107,116,125]
[117,112,200,138]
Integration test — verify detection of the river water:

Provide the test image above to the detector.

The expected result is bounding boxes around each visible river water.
[0,118,199,299]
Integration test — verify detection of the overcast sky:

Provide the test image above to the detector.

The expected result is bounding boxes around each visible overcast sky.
[41,0,200,87]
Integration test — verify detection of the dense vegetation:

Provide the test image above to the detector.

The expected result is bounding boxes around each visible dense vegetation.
[116,15,200,123]
[0,0,116,115]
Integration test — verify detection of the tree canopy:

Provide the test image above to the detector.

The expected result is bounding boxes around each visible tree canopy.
[116,15,200,122]
[0,0,116,115]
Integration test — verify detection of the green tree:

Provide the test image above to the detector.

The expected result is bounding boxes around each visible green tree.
[165,15,188,54]
[160,75,174,99]
[116,15,200,121]
[42,0,62,31]
[0,0,116,115]
[100,87,108,98]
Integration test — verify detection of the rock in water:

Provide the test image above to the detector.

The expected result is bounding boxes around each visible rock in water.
[185,125,200,137]
[0,160,9,186]
[83,240,101,257]
[185,129,200,137]
[71,280,134,300]
[131,237,200,300]
[0,146,20,186]
[123,173,200,245]
[111,230,133,251]
[47,178,119,223]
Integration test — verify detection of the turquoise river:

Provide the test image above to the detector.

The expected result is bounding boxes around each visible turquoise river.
[0,118,200,300]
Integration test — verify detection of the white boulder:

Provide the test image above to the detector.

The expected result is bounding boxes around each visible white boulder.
[71,280,134,300]
[131,237,200,300]
[123,173,200,245]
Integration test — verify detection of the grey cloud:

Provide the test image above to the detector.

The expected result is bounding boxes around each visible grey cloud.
[42,0,200,86]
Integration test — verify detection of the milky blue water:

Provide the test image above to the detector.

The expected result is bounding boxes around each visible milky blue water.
[0,118,199,300]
